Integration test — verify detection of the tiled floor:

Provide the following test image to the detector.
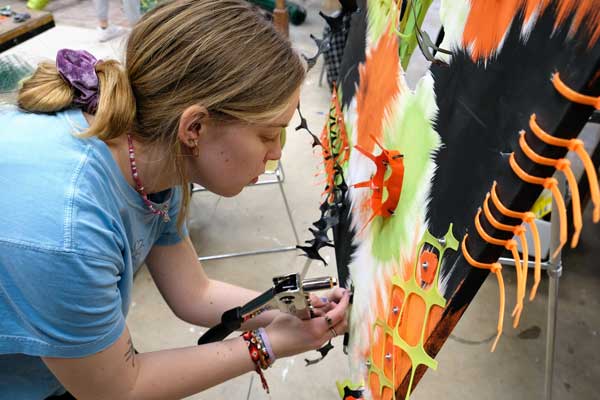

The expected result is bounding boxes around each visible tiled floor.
[2,1,599,399]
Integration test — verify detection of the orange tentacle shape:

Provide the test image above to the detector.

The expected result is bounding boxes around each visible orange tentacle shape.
[474,208,525,327]
[482,194,529,322]
[509,153,567,261]
[518,130,582,247]
[461,235,505,352]
[490,182,543,301]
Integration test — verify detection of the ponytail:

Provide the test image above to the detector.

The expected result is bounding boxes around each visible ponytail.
[18,62,73,113]
[17,59,136,140]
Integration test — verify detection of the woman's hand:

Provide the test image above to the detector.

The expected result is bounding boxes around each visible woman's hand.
[265,289,350,359]
[309,286,348,317]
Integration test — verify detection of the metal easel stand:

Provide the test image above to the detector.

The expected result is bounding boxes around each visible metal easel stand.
[192,163,301,261]
[543,174,564,400]
[498,174,565,400]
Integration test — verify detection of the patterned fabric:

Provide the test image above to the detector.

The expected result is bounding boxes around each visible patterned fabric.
[322,12,352,89]
[56,49,99,114]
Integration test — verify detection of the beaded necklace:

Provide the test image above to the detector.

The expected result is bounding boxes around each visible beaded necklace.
[127,134,170,222]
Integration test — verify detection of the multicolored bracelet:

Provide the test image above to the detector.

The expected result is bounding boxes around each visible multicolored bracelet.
[242,330,275,393]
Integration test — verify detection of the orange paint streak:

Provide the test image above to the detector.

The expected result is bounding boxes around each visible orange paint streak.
[418,250,439,285]
[387,286,405,328]
[572,2,600,47]
[382,386,394,400]
[356,27,401,152]
[370,372,381,400]
[523,0,550,24]
[319,122,336,202]
[394,351,412,389]
[555,0,577,30]
[372,324,385,368]
[392,347,407,389]
[424,305,444,338]
[462,0,521,60]
[398,294,426,347]
[383,333,395,379]
[463,0,600,61]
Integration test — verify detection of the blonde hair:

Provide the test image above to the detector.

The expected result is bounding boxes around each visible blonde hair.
[17,0,306,230]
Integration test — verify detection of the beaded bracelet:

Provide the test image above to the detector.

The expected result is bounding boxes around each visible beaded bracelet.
[242,331,271,393]
[257,328,276,364]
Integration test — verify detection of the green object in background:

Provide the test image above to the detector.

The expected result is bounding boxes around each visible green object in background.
[397,0,434,70]
[140,0,161,14]
[0,55,34,93]
[0,55,34,105]
[26,0,49,11]
[248,0,307,26]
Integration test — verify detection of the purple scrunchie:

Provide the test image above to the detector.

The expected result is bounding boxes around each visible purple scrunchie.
[56,49,100,114]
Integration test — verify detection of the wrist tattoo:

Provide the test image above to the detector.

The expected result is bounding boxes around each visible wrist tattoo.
[124,337,136,367]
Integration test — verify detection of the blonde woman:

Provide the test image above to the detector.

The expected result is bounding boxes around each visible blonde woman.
[0,0,350,398]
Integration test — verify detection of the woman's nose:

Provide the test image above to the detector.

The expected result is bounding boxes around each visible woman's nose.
[268,144,282,161]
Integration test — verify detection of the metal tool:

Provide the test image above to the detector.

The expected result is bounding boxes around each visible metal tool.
[198,272,336,344]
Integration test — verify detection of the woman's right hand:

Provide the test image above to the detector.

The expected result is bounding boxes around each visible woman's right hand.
[264,289,350,359]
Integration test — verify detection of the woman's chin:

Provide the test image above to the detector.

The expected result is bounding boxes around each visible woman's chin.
[216,185,244,198]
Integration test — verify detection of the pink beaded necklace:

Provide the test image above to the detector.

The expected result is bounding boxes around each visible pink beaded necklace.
[127,134,170,222]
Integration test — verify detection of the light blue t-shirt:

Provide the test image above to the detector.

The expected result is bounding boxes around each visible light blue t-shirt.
[0,107,187,399]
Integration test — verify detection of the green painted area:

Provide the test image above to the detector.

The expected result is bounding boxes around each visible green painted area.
[368,226,458,399]
[370,75,441,262]
[366,0,397,44]
[366,0,434,69]
[336,379,365,399]
[397,0,434,70]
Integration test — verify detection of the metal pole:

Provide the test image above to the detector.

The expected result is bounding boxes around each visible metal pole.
[277,165,301,244]
[544,174,565,400]
[300,258,312,280]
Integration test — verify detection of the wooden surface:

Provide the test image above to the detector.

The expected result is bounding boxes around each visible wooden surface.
[0,2,54,52]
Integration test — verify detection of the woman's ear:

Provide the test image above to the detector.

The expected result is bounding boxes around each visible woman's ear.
[177,104,208,147]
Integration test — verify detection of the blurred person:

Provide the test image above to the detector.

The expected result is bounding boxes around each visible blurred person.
[94,0,141,42]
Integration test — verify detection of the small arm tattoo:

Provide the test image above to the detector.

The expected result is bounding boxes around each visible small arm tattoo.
[124,337,135,367]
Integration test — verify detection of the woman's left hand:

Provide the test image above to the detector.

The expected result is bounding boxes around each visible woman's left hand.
[309,287,348,317]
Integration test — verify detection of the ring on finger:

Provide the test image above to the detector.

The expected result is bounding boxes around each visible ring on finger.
[324,315,333,327]
[329,327,337,338]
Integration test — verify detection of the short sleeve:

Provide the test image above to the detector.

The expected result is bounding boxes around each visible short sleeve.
[155,186,189,246]
[0,242,125,358]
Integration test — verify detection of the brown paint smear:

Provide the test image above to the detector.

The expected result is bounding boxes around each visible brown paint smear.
[463,0,600,61]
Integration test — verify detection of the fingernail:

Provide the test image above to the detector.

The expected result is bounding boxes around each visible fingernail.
[321,296,328,303]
